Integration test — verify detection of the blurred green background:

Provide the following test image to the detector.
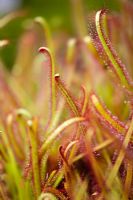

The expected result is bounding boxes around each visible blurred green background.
[0,0,121,69]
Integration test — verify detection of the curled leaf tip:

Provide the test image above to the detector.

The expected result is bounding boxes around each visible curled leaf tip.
[0,39,9,47]
[54,73,60,80]
[38,46,49,54]
[15,108,32,119]
[27,120,33,128]
[34,16,43,23]
[100,9,108,14]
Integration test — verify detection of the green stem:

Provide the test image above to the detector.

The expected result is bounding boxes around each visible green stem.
[28,119,41,198]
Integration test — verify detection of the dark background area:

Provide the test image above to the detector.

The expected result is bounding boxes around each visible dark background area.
[0,0,123,69]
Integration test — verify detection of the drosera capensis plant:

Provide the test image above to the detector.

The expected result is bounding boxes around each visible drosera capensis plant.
[38,47,56,127]
[0,1,133,200]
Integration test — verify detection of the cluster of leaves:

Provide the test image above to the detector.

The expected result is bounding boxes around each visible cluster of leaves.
[0,1,133,200]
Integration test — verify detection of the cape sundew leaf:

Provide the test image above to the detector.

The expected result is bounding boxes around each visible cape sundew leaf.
[107,117,133,187]
[39,47,56,122]
[90,93,127,134]
[0,10,25,28]
[27,119,41,198]
[81,85,89,116]
[34,17,54,55]
[55,74,80,117]
[39,117,85,157]
[95,10,133,91]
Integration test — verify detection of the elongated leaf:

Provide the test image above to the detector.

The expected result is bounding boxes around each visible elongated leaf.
[55,74,80,116]
[39,47,56,122]
[90,93,127,134]
[40,117,85,157]
[95,10,133,91]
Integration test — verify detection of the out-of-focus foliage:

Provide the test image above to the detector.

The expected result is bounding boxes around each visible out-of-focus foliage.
[0,0,120,69]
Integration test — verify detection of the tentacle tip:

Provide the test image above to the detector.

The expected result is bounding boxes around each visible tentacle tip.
[100,9,107,13]
[55,73,60,80]
[96,9,107,17]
